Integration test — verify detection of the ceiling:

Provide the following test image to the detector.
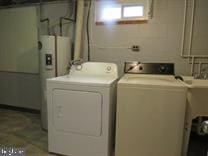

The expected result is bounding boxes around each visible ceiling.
[0,0,71,8]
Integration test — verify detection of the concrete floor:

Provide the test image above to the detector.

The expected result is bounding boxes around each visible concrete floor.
[0,108,207,156]
[0,108,56,156]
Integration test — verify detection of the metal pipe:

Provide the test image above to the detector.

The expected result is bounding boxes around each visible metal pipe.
[40,18,50,35]
[181,0,208,59]
[191,56,195,76]
[188,0,196,57]
[73,0,85,60]
[59,17,75,36]
[148,0,154,19]
[180,0,208,78]
[188,0,196,63]
[190,55,208,58]
[55,35,58,77]
[180,0,187,58]
[198,62,202,77]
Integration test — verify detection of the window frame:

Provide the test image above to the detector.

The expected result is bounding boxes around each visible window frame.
[95,0,150,25]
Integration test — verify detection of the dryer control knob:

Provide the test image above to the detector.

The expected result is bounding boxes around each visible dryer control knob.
[76,65,82,71]
[107,66,112,71]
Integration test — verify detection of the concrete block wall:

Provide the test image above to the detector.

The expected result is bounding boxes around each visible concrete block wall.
[0,1,73,110]
[82,0,208,76]
[0,0,208,109]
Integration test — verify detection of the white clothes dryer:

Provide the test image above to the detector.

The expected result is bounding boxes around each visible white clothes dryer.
[47,62,118,156]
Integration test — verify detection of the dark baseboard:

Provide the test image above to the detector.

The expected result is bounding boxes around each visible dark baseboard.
[0,104,40,114]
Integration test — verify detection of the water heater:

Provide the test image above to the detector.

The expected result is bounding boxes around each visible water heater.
[40,35,71,130]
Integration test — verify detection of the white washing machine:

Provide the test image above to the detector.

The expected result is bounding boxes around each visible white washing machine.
[47,62,118,156]
[115,62,187,156]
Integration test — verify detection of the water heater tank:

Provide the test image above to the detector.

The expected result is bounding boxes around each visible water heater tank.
[40,35,71,130]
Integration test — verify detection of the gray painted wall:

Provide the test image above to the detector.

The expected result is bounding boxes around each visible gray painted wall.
[82,0,208,76]
[0,0,208,109]
[0,72,41,110]
[0,1,73,110]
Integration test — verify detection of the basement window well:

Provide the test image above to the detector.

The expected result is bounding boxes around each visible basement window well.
[95,0,152,25]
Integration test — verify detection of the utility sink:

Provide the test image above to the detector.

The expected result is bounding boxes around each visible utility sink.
[184,78,208,88]
[182,76,208,156]
[182,77,208,118]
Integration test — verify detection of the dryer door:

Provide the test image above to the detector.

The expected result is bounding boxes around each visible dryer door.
[52,89,102,137]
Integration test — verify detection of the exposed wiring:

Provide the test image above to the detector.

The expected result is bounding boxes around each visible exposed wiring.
[148,0,154,19]
[49,3,74,27]
[63,0,74,18]
[40,0,75,31]
[87,0,92,61]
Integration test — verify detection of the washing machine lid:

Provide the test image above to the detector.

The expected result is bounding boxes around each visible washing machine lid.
[47,75,117,87]
[119,74,186,88]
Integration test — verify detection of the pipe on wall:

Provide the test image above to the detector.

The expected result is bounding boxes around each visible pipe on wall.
[191,56,195,75]
[181,0,208,59]
[59,17,75,36]
[40,18,50,35]
[181,0,191,58]
[188,0,196,57]
[180,0,208,76]
[73,0,85,60]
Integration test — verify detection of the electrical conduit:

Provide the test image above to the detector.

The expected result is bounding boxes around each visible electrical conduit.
[181,0,208,58]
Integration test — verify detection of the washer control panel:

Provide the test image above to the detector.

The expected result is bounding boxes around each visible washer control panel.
[124,62,175,75]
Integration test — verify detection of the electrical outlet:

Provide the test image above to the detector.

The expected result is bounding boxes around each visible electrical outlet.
[45,54,53,70]
[131,45,140,52]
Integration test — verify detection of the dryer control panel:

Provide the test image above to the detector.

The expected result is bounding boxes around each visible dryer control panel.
[124,62,175,75]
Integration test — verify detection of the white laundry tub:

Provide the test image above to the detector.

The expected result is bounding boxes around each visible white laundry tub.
[182,77,208,156]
